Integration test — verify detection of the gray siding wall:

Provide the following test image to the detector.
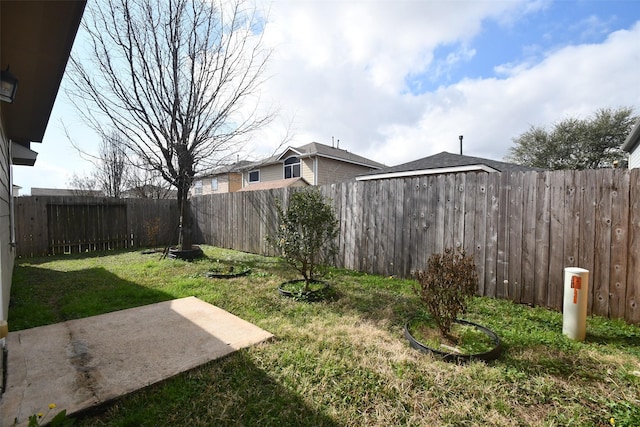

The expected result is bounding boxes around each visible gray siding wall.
[0,119,16,322]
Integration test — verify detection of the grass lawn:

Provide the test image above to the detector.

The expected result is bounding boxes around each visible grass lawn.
[9,246,640,426]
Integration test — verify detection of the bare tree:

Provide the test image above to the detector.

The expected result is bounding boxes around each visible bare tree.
[95,130,129,198]
[125,167,175,199]
[67,0,272,250]
[68,173,99,196]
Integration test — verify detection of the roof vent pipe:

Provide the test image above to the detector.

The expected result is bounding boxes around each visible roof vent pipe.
[459,135,463,155]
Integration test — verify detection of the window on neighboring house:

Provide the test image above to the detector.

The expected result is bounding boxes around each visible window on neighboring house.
[194,180,203,195]
[284,156,301,179]
[211,177,218,191]
[249,170,260,183]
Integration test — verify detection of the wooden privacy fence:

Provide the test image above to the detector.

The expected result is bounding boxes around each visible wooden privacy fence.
[14,196,180,257]
[192,169,640,324]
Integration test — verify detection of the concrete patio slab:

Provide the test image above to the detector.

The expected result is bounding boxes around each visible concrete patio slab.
[0,297,273,427]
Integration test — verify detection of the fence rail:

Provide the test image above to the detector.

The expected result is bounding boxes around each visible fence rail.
[191,169,640,324]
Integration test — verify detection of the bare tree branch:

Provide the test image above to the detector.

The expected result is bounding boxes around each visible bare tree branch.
[66,0,273,249]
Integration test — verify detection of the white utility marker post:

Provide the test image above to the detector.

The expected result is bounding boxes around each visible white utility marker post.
[562,267,589,341]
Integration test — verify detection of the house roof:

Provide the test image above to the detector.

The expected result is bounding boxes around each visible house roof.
[251,142,385,169]
[237,177,309,192]
[1,1,86,156]
[357,151,542,181]
[621,118,640,153]
[205,160,255,177]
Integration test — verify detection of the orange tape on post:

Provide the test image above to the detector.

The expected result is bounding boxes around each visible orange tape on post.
[571,276,581,304]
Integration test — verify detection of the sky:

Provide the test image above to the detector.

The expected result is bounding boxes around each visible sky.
[13,0,640,195]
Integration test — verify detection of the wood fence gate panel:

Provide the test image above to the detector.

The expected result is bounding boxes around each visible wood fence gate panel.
[15,197,178,258]
[14,196,48,257]
[47,202,128,254]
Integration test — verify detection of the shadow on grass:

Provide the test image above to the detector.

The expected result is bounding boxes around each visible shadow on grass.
[9,265,174,330]
[584,318,640,354]
[15,248,139,265]
[326,270,420,331]
[77,350,340,427]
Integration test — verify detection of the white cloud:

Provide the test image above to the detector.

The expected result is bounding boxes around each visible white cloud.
[256,1,640,167]
[373,22,640,165]
[15,0,640,192]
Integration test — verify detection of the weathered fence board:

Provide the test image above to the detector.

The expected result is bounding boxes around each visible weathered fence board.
[593,170,613,317]
[580,171,597,315]
[627,169,640,323]
[473,173,488,295]
[610,171,629,319]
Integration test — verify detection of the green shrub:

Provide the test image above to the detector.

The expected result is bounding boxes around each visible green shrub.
[269,188,339,291]
[413,248,478,336]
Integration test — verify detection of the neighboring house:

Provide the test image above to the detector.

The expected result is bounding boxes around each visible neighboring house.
[191,160,253,196]
[356,151,541,181]
[241,142,385,191]
[622,118,640,169]
[0,1,86,328]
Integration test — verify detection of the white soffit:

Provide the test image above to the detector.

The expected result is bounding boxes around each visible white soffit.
[356,164,498,181]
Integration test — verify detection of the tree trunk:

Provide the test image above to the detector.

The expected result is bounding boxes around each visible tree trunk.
[177,184,192,251]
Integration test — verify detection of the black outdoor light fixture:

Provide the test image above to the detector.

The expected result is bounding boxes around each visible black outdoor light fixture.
[0,66,18,103]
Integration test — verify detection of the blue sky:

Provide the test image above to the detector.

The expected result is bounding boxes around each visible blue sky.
[14,0,640,194]
[416,0,638,92]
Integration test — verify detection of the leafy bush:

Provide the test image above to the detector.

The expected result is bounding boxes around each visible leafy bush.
[413,248,478,336]
[269,188,339,291]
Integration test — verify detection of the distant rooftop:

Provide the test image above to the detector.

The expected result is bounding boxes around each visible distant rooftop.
[246,141,385,170]
[357,151,542,181]
[30,188,104,197]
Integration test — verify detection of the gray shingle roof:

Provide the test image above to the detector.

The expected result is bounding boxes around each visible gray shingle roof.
[233,142,384,171]
[358,151,542,178]
[208,160,255,175]
[287,142,385,168]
